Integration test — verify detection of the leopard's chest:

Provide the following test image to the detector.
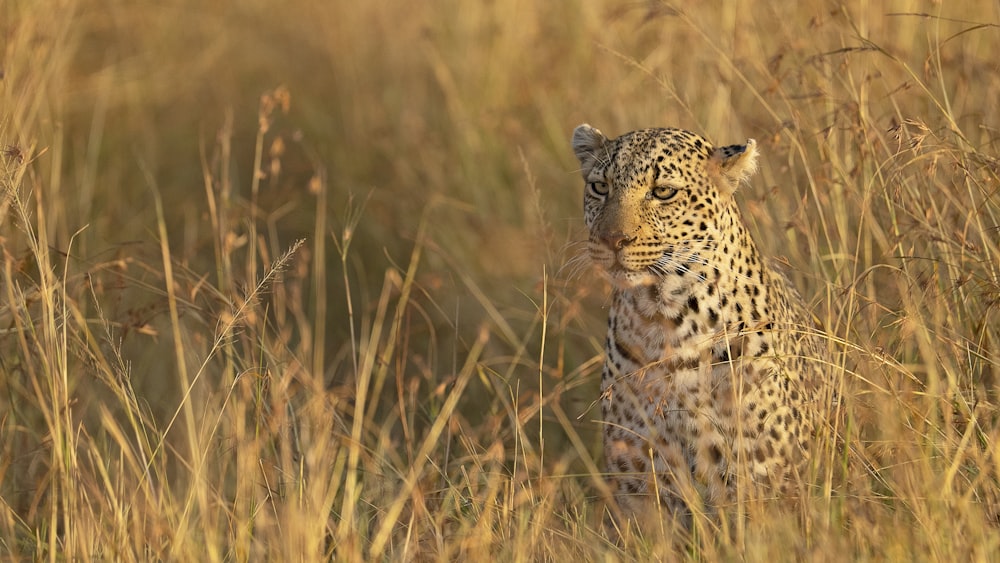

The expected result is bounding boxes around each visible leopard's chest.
[600,286,778,442]
[600,321,744,432]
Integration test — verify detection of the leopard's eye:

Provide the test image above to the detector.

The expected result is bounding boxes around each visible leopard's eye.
[588,182,609,197]
[651,186,679,201]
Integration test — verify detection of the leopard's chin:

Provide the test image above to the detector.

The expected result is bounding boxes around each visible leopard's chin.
[603,265,659,289]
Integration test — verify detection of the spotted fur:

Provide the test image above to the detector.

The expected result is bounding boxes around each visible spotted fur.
[572,124,833,524]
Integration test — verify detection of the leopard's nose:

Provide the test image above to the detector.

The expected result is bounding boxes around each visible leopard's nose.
[603,231,635,250]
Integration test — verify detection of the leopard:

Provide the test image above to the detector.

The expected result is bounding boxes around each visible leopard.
[571,123,834,527]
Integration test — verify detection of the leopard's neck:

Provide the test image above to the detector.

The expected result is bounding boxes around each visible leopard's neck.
[610,206,785,364]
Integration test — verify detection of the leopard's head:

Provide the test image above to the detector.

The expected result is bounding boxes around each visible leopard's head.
[572,124,759,289]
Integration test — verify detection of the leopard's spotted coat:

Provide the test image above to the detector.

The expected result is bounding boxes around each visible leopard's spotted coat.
[572,124,834,524]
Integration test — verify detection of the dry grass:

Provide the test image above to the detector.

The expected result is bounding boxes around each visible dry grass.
[2,0,999,560]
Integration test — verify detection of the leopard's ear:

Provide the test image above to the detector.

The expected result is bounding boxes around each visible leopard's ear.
[572,124,608,179]
[710,139,759,193]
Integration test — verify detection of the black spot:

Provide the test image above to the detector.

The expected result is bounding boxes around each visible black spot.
[687,296,700,313]
[648,285,660,301]
[699,222,708,231]
[708,307,718,324]
[613,338,640,365]
[709,444,723,464]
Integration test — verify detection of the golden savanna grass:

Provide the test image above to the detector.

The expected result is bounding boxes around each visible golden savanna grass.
[2,0,999,560]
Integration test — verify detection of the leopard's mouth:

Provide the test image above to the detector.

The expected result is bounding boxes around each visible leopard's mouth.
[590,244,661,289]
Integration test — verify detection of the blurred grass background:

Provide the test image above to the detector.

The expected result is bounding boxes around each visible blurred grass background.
[2,0,999,560]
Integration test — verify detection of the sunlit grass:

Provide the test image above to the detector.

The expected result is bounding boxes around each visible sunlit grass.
[1,0,998,560]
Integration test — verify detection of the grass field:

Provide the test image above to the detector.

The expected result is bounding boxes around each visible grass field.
[2,0,999,560]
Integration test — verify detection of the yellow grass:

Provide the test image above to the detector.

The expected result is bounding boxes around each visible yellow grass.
[1,0,998,560]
